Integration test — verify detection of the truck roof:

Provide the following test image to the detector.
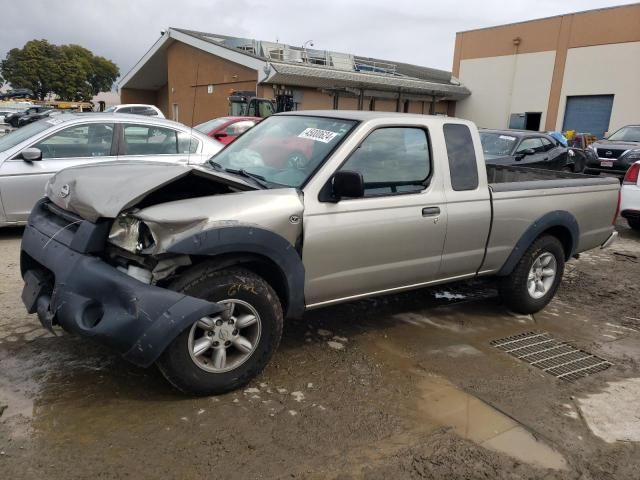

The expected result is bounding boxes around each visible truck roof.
[278,110,466,123]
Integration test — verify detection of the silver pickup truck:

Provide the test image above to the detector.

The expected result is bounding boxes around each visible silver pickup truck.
[20,111,620,395]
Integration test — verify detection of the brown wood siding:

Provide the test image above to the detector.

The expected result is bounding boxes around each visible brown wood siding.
[120,88,157,105]
[167,42,258,125]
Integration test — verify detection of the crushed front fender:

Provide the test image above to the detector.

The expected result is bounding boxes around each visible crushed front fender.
[20,205,224,367]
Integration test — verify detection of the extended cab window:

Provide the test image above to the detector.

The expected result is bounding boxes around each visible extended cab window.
[33,123,114,159]
[339,127,430,197]
[443,123,479,191]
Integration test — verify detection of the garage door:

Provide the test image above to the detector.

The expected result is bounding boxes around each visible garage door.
[562,95,614,139]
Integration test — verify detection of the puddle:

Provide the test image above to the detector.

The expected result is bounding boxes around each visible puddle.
[365,322,567,471]
[577,377,640,443]
[415,373,567,470]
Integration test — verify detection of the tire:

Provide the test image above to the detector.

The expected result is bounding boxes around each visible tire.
[499,235,565,314]
[157,265,283,395]
[628,218,640,231]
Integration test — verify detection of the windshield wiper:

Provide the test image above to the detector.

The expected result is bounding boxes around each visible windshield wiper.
[225,168,269,189]
[208,160,225,171]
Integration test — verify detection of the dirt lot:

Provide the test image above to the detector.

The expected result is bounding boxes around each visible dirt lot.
[1,223,639,479]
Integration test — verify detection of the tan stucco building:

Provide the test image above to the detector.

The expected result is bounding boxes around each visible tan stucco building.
[453,3,640,138]
[118,28,469,126]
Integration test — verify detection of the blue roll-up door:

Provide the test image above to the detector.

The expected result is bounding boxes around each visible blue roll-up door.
[562,95,614,139]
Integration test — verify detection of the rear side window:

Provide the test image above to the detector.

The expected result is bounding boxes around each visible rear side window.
[443,123,479,191]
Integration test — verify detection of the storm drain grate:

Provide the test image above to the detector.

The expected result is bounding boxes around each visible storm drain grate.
[490,331,612,382]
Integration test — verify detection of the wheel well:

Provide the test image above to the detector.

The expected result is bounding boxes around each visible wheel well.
[188,253,290,315]
[541,226,573,260]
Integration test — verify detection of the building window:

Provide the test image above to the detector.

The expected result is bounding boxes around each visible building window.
[268,49,284,61]
[237,45,256,55]
[172,103,179,122]
[307,56,326,66]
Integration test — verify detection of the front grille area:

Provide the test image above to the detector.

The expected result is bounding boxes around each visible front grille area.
[491,331,612,382]
[597,148,626,159]
[40,201,83,233]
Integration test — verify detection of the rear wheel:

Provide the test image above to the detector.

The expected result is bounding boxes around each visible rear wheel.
[499,235,565,314]
[628,218,640,231]
[157,265,283,395]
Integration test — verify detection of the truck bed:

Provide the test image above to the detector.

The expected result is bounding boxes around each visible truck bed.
[486,164,617,191]
[481,164,620,275]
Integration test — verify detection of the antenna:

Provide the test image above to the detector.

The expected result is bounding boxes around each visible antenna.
[188,62,200,166]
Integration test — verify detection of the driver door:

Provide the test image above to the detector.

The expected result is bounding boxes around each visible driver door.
[0,122,115,222]
[302,126,447,306]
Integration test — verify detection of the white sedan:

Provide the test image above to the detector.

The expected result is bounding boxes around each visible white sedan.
[0,113,222,227]
[621,161,640,231]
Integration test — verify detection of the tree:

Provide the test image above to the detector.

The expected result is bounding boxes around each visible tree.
[0,39,119,101]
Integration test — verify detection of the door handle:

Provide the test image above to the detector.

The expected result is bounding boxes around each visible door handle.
[543,157,548,161]
[422,207,440,217]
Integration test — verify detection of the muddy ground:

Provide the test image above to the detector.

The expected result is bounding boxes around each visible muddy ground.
[1,223,639,479]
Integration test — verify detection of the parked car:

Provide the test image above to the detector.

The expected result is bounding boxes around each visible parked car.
[5,106,54,128]
[480,129,585,172]
[584,125,640,179]
[620,161,640,231]
[0,88,34,100]
[0,113,222,226]
[19,112,620,395]
[194,116,261,144]
[104,104,165,118]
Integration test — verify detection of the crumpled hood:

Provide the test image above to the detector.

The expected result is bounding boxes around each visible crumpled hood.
[46,161,256,221]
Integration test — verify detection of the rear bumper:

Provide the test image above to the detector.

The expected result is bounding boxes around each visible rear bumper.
[20,200,223,367]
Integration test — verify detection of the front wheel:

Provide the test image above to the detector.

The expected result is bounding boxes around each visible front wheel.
[157,266,283,395]
[499,235,565,314]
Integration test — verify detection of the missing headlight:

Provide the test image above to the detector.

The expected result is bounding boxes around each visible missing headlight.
[108,215,156,254]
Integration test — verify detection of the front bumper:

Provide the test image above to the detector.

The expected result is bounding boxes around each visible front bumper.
[20,200,223,367]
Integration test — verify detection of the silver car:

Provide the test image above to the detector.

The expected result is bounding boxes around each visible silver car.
[0,113,222,226]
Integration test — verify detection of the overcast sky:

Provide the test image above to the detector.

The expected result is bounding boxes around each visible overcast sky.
[1,0,636,80]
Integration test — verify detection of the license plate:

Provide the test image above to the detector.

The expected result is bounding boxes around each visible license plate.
[600,160,613,167]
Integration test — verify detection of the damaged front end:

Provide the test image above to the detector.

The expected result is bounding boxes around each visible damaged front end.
[20,199,224,367]
[21,160,306,366]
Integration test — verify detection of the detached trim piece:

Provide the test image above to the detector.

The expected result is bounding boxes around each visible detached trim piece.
[167,226,306,319]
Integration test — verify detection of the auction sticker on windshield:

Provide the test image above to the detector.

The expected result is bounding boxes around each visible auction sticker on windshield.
[298,128,338,143]
[499,135,516,141]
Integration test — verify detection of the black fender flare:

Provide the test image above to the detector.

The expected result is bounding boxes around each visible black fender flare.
[167,226,305,319]
[497,210,579,276]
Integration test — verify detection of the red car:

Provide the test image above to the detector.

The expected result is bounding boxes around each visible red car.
[194,116,261,145]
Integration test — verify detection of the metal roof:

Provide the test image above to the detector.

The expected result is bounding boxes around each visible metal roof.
[266,62,470,100]
[119,28,469,100]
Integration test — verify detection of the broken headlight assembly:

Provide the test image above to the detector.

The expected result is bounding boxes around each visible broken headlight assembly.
[108,214,156,254]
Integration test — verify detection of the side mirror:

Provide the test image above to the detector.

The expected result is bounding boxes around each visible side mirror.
[332,170,364,200]
[515,148,535,160]
[21,147,43,162]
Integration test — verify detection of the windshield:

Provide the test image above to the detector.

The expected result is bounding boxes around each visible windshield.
[480,132,517,156]
[104,106,117,112]
[209,115,357,187]
[195,117,231,134]
[607,125,640,142]
[0,119,53,152]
